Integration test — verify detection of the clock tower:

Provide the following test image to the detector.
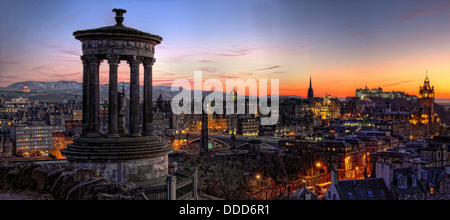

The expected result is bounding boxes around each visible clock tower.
[418,73,435,123]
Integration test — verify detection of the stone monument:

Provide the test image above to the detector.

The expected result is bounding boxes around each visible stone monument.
[62,9,173,186]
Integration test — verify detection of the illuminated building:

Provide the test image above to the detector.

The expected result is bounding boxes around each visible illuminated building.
[418,74,435,122]
[311,94,341,119]
[238,117,259,136]
[0,97,29,114]
[318,140,362,179]
[208,114,228,134]
[72,109,83,121]
[356,87,415,100]
[50,132,75,159]
[0,119,13,132]
[11,124,65,156]
[410,74,440,139]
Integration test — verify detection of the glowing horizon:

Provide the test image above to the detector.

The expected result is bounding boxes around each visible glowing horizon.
[1,0,449,99]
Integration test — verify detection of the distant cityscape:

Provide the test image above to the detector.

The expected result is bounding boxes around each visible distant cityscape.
[1,74,449,200]
[1,2,450,202]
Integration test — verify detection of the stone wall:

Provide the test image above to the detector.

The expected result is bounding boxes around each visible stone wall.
[69,156,168,185]
[0,162,149,200]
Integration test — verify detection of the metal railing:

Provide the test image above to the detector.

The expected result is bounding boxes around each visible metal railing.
[142,183,168,200]
[176,172,194,200]
[142,167,198,200]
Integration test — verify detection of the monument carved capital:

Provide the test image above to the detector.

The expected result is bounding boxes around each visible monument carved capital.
[80,55,89,64]
[127,56,144,66]
[84,54,103,65]
[142,57,156,67]
[106,54,121,65]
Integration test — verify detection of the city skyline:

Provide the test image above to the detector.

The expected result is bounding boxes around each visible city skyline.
[1,1,449,202]
[1,0,450,100]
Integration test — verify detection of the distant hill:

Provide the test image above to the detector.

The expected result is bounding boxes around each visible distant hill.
[0,81,181,101]
[2,81,82,93]
[0,81,304,103]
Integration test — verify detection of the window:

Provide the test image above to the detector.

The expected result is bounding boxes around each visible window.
[412,176,417,187]
[347,192,354,199]
[398,176,407,189]
[430,187,435,195]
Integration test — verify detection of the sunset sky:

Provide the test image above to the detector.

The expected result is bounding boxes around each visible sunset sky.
[0,0,449,99]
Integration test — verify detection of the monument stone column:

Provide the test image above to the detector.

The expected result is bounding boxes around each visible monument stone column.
[87,54,102,138]
[107,54,120,137]
[128,56,143,137]
[80,55,90,136]
[143,57,156,136]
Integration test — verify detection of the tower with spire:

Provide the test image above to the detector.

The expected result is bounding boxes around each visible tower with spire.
[418,71,435,123]
[307,75,314,100]
[410,71,440,139]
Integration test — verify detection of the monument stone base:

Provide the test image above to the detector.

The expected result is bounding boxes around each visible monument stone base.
[61,135,172,186]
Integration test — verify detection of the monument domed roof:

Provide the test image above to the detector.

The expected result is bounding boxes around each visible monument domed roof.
[73,8,162,44]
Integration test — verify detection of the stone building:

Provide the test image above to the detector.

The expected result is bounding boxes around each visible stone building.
[0,119,13,133]
[390,167,425,200]
[421,166,450,200]
[356,87,415,100]
[0,97,30,114]
[311,94,341,120]
[373,136,450,200]
[324,165,393,200]
[382,166,450,200]
[0,133,12,158]
[152,94,185,137]
[410,74,440,139]
[317,140,363,179]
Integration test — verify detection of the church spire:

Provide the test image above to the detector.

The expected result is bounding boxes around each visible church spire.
[309,75,312,88]
[307,75,314,100]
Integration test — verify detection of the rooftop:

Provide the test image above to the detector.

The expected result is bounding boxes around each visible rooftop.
[335,178,393,200]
